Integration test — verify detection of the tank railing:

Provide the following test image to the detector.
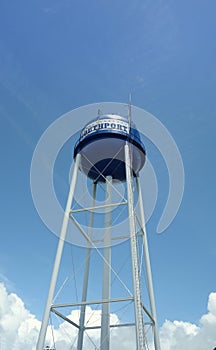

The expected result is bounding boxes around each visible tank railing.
[73,126,129,150]
[73,126,146,156]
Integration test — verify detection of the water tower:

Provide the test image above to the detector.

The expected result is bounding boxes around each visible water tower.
[36,113,161,350]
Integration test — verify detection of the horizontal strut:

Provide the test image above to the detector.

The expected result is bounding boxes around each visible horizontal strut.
[85,322,136,330]
[51,296,134,309]
[70,201,128,213]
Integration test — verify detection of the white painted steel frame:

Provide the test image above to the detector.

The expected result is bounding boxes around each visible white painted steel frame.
[37,147,161,350]
[136,176,161,350]
[36,153,81,350]
[100,176,112,350]
[77,183,97,350]
[124,144,147,350]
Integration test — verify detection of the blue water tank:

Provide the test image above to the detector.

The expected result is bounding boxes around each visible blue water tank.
[74,114,146,182]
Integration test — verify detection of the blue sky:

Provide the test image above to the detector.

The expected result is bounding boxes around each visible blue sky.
[0,0,216,348]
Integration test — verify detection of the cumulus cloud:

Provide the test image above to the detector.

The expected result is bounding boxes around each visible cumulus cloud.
[0,282,216,349]
[0,283,40,349]
[159,292,216,350]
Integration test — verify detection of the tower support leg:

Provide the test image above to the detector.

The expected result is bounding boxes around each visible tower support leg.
[125,144,146,350]
[36,154,81,350]
[77,182,97,350]
[136,176,161,350]
[100,176,112,350]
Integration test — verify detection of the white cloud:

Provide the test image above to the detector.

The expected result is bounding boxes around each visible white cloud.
[159,292,216,350]
[0,282,216,349]
[0,283,40,349]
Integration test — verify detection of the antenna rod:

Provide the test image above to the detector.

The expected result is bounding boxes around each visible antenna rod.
[128,92,132,127]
